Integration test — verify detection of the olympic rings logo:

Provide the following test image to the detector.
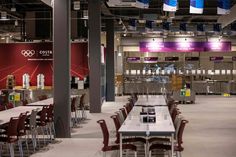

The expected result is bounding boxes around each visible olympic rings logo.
[21,50,35,57]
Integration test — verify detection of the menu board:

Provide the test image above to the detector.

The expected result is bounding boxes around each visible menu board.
[209,56,224,61]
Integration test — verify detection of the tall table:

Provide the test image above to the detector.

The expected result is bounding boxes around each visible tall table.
[119,95,175,157]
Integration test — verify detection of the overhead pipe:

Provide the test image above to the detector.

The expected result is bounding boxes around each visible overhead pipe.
[218,4,236,28]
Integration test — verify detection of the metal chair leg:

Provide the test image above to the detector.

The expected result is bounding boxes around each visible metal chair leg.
[18,140,23,157]
[0,143,3,157]
[24,136,29,155]
[102,151,106,157]
[149,150,152,157]
[41,127,46,145]
[8,143,14,157]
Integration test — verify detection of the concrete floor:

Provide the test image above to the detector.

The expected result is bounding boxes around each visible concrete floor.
[31,95,236,157]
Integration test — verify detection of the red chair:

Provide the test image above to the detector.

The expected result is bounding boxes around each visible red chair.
[124,103,132,114]
[46,104,55,140]
[36,106,49,145]
[71,97,79,126]
[79,94,87,119]
[171,107,181,123]
[110,114,146,154]
[0,104,5,111]
[120,108,127,120]
[0,117,23,157]
[21,99,28,106]
[6,103,14,109]
[17,112,29,154]
[38,95,48,101]
[97,119,137,157]
[149,120,189,157]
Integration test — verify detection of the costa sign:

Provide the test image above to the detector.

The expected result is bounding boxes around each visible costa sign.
[21,50,36,57]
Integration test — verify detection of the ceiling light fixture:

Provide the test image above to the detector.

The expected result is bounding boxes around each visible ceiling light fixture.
[1,12,7,19]
[118,18,122,25]
[14,20,18,26]
[73,1,80,10]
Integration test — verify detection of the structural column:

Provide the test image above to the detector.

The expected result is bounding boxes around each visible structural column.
[88,0,102,113]
[105,20,115,101]
[53,0,71,138]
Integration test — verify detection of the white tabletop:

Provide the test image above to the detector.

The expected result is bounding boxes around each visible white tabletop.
[27,98,53,106]
[119,106,175,136]
[0,106,42,125]
[27,95,80,106]
[135,95,167,106]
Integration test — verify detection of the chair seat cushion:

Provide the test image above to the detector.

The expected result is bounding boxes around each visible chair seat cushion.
[0,136,18,143]
[102,144,136,152]
[148,137,170,143]
[123,137,146,143]
[149,143,184,152]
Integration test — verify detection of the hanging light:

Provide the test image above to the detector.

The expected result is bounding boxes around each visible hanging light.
[1,12,7,19]
[15,20,18,26]
[73,1,80,10]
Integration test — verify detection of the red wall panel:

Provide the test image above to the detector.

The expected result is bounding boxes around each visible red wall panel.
[0,42,88,89]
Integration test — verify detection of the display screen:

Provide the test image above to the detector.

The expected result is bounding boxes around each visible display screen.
[165,57,179,61]
[209,56,224,61]
[144,57,158,62]
[232,56,236,61]
[185,57,199,61]
[126,57,140,62]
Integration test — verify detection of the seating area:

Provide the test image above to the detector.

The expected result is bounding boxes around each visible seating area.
[0,104,54,157]
[0,94,88,157]
[96,93,189,157]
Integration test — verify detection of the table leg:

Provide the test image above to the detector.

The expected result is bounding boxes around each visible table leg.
[171,133,174,157]
[120,133,122,157]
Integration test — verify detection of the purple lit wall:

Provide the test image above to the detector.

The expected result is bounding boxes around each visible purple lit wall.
[140,41,231,52]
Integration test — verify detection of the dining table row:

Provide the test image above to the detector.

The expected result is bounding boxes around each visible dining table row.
[97,94,188,157]
[0,94,87,157]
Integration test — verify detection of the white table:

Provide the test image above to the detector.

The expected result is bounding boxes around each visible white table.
[119,106,175,157]
[27,98,53,106]
[27,95,79,106]
[0,106,42,125]
[135,95,167,106]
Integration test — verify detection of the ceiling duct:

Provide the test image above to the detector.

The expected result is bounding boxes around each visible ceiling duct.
[107,0,136,7]
[218,4,236,28]
[41,0,53,7]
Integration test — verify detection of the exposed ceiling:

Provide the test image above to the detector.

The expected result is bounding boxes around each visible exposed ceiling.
[0,0,236,40]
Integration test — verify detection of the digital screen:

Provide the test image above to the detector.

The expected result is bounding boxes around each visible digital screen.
[232,56,236,61]
[209,56,224,61]
[165,57,179,61]
[144,57,158,62]
[126,57,140,62]
[185,57,199,61]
